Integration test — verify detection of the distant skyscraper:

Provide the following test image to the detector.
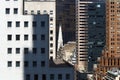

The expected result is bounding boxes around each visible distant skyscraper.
[56,0,75,44]
[76,0,105,72]
[95,0,120,80]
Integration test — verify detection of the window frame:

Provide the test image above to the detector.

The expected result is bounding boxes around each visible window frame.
[24,35,28,41]
[8,48,12,54]
[7,21,12,27]
[8,35,12,40]
[8,61,12,67]
[14,8,18,14]
[6,8,10,14]
[16,35,20,40]
[16,61,20,67]
[16,48,20,54]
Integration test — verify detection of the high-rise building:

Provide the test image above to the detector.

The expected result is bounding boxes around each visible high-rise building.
[95,0,120,80]
[25,0,56,59]
[76,0,105,72]
[56,0,75,44]
[0,0,74,80]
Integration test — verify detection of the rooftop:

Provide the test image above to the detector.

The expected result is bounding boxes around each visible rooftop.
[49,59,73,68]
[63,41,76,52]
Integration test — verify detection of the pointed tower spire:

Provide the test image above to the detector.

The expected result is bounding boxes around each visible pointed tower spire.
[57,24,63,51]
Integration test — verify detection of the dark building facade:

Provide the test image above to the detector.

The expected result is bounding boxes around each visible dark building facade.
[56,0,75,44]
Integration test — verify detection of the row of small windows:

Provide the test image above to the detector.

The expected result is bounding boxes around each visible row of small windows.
[7,34,46,41]
[8,61,45,67]
[24,10,53,15]
[5,8,54,16]
[25,74,70,80]
[6,8,18,14]
[7,21,45,27]
[8,48,45,54]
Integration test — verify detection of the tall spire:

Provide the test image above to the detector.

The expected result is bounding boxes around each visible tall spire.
[57,24,63,51]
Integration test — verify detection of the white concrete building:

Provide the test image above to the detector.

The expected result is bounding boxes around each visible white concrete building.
[24,0,56,59]
[0,0,74,80]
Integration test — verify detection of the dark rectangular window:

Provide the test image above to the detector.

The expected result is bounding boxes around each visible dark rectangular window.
[41,34,45,40]
[58,74,62,80]
[33,34,37,40]
[33,48,37,54]
[50,57,53,60]
[50,74,54,80]
[7,21,12,27]
[50,43,53,47]
[34,74,38,80]
[50,37,53,41]
[16,21,20,27]
[16,61,20,67]
[14,8,18,14]
[50,50,53,54]
[42,74,46,80]
[41,61,45,67]
[24,61,28,67]
[24,48,28,54]
[8,35,12,40]
[26,74,30,80]
[8,61,12,67]
[24,35,28,40]
[50,30,53,34]
[33,61,37,67]
[16,35,20,40]
[6,8,10,14]
[37,10,40,14]
[33,21,37,27]
[8,48,12,54]
[66,74,70,79]
[41,21,45,27]
[41,48,45,54]
[31,10,34,14]
[50,17,53,21]
[24,21,28,27]
[16,48,20,54]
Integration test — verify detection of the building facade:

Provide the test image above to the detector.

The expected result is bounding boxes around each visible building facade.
[24,0,56,59]
[95,0,120,80]
[0,0,74,80]
[76,0,105,72]
[56,0,75,44]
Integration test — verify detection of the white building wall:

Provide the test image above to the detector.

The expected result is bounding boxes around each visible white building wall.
[24,1,56,59]
[0,0,49,80]
[0,0,74,80]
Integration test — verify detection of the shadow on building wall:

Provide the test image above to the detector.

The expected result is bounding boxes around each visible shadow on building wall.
[24,15,49,80]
